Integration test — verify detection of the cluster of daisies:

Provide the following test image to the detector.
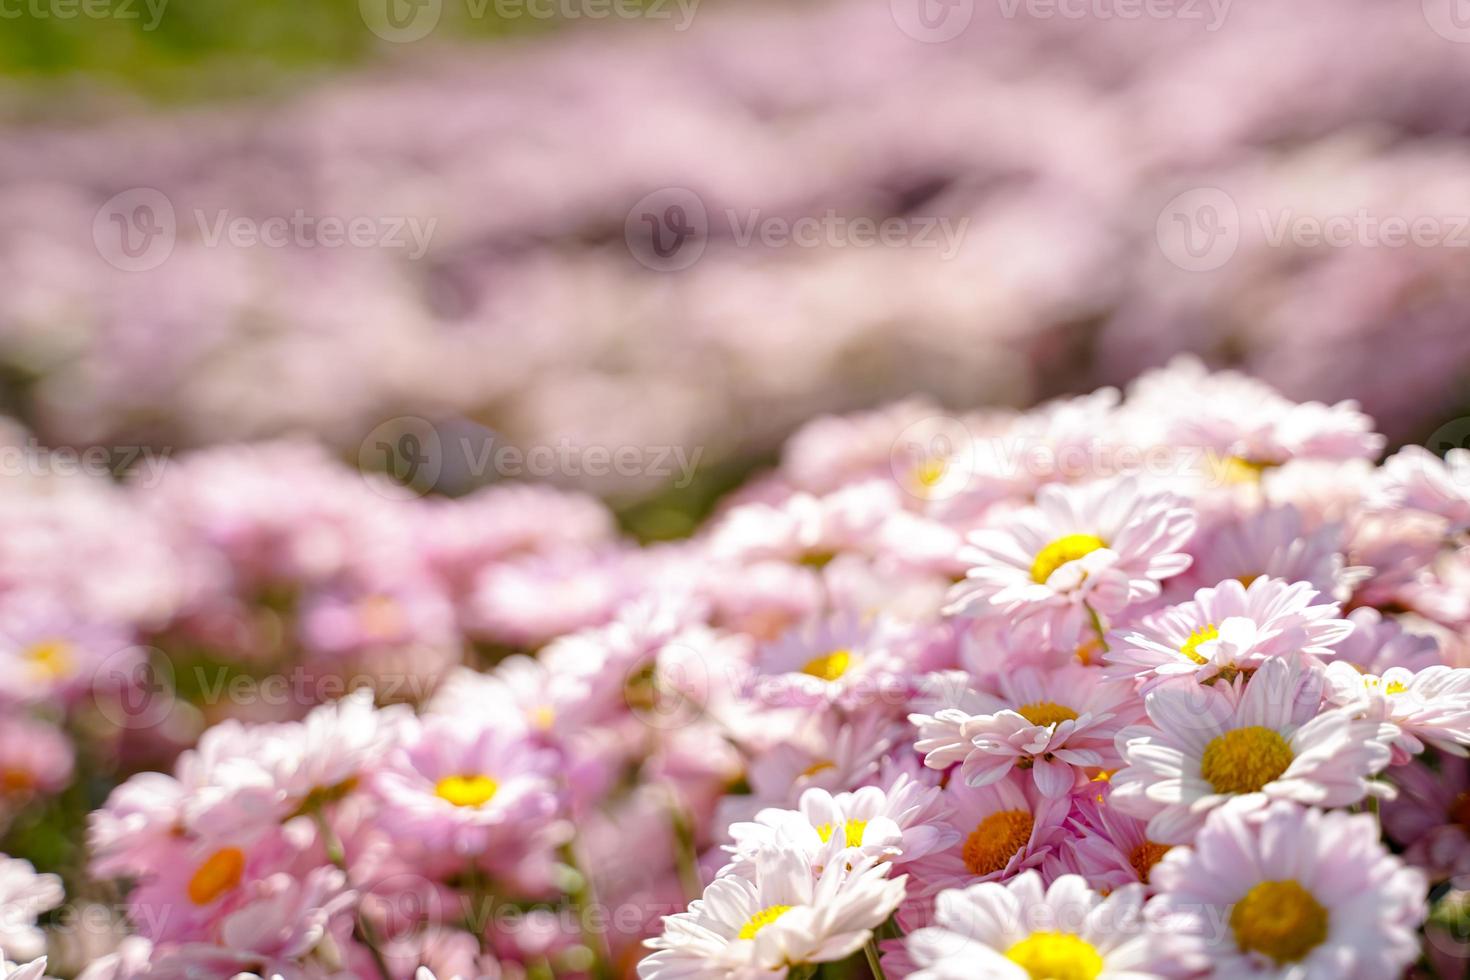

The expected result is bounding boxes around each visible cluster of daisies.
[4,357,1470,978]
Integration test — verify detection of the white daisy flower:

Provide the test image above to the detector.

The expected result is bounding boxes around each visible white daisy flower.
[1110,657,1391,843]
[945,476,1196,649]
[726,772,957,876]
[1153,801,1425,979]
[1324,660,1470,762]
[0,954,49,980]
[0,859,62,962]
[639,842,906,979]
[904,870,1175,979]
[1105,577,1353,691]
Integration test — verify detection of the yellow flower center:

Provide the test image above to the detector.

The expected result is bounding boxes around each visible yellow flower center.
[915,456,950,491]
[530,705,556,730]
[800,760,835,779]
[1005,932,1104,980]
[801,649,856,682]
[435,774,499,808]
[1215,455,1272,485]
[962,809,1034,877]
[814,819,868,846]
[24,639,74,680]
[738,904,793,940]
[1128,841,1171,884]
[1016,700,1079,727]
[1200,727,1293,795]
[187,846,246,906]
[1179,624,1219,665]
[1031,534,1107,584]
[1230,880,1329,965]
[1384,680,1407,695]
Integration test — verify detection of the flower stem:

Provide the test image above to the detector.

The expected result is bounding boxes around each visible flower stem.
[864,937,888,980]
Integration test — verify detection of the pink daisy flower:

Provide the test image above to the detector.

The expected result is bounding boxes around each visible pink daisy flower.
[1105,576,1353,691]
[1324,660,1470,762]
[904,772,1071,896]
[1046,784,1176,893]
[1382,754,1470,882]
[750,613,911,711]
[931,664,1139,797]
[1173,505,1363,603]
[373,715,561,859]
[1374,445,1470,532]
[1153,801,1424,979]
[1110,657,1391,843]
[946,476,1196,649]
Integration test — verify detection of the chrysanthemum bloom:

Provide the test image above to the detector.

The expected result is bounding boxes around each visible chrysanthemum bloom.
[726,772,956,876]
[1153,801,1425,978]
[0,594,137,707]
[1323,660,1470,762]
[373,715,560,857]
[946,476,1196,649]
[903,871,1174,979]
[903,772,1071,895]
[935,665,1138,797]
[1046,784,1175,894]
[1105,576,1352,690]
[0,954,48,980]
[1172,505,1361,604]
[705,480,901,566]
[1374,445,1470,532]
[1383,753,1470,881]
[0,715,74,805]
[142,867,356,977]
[638,844,905,979]
[1125,356,1384,471]
[1330,607,1441,675]
[1110,658,1391,842]
[0,858,62,962]
[750,613,910,711]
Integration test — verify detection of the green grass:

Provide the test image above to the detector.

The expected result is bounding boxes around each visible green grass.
[0,0,558,103]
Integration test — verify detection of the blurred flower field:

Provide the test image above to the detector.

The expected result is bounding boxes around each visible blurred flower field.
[5,0,1470,977]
